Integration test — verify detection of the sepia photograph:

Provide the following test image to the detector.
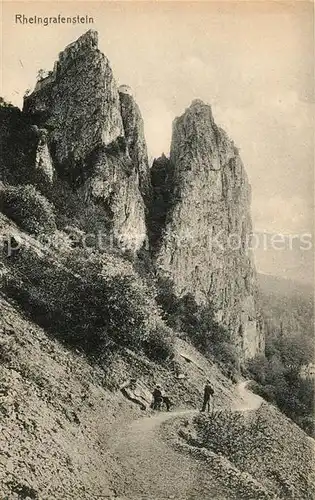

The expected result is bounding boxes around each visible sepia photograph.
[0,1,314,499]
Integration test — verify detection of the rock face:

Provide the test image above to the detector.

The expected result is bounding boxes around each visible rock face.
[82,145,147,251]
[0,107,54,191]
[153,100,264,359]
[119,90,151,208]
[23,30,148,252]
[24,30,123,171]
[34,128,55,185]
[4,30,262,358]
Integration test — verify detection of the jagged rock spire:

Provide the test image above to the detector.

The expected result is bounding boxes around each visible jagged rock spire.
[154,100,264,359]
[23,31,150,252]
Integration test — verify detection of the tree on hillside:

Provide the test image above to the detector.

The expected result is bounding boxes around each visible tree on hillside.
[247,330,314,436]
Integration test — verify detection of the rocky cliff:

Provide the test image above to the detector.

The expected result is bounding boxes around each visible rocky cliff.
[153,100,264,359]
[1,28,313,500]
[119,86,152,208]
[1,30,263,359]
[22,30,149,252]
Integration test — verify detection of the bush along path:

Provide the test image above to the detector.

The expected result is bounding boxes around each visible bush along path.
[105,382,281,500]
[164,382,314,500]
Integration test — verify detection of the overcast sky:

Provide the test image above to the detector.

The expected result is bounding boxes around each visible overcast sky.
[1,1,314,240]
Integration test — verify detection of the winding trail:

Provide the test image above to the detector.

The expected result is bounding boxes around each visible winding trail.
[232,380,263,411]
[108,381,263,499]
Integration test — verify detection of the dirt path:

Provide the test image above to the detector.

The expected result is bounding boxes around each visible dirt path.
[108,381,262,499]
[232,380,263,411]
[109,408,226,499]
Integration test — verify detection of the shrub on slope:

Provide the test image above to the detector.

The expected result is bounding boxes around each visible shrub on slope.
[0,184,56,235]
[142,323,175,362]
[2,237,174,361]
[246,335,314,436]
[156,277,239,376]
[0,104,39,185]
[181,404,315,499]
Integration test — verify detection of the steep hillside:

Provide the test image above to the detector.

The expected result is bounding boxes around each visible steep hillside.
[0,215,241,499]
[0,295,129,500]
[2,292,314,499]
[0,289,239,499]
[169,401,315,499]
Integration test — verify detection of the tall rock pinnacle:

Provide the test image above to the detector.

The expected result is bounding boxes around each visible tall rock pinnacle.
[24,30,123,170]
[23,30,150,251]
[119,87,152,208]
[153,100,264,359]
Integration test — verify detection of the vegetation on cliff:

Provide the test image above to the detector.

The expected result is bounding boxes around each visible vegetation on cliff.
[1,226,174,364]
[0,184,56,235]
[246,339,314,436]
[156,277,239,378]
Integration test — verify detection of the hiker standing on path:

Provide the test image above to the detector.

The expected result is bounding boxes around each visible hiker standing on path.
[201,379,214,413]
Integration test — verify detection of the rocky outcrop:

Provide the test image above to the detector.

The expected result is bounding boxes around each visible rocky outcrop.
[4,30,263,356]
[154,100,263,359]
[23,30,123,172]
[119,88,151,208]
[34,128,55,185]
[23,30,148,252]
[82,145,147,251]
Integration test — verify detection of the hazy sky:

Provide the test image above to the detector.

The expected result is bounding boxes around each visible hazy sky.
[1,1,314,238]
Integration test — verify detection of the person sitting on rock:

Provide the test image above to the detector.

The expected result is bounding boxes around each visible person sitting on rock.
[201,379,214,413]
[162,394,173,412]
[151,385,163,410]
